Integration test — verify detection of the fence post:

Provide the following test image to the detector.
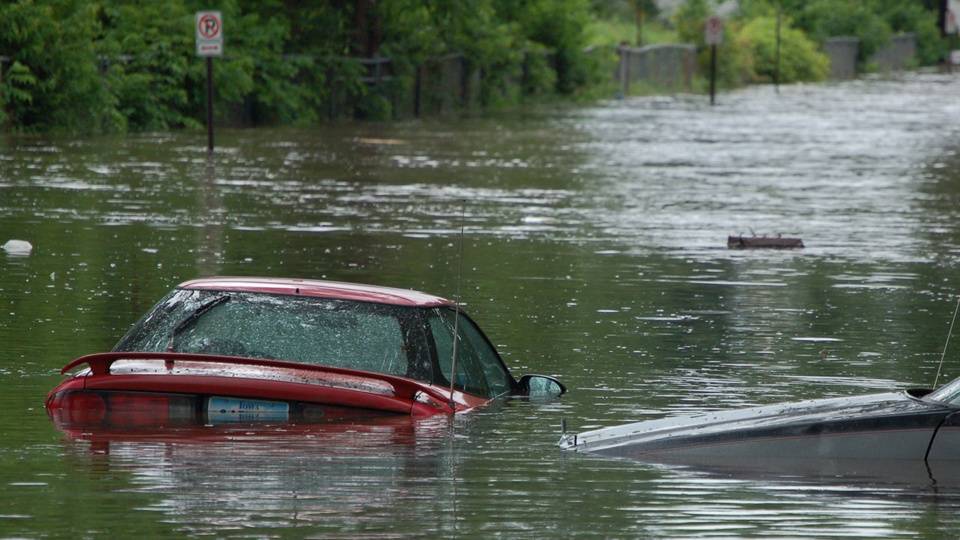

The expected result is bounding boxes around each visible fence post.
[460,55,469,108]
[617,45,630,97]
[414,64,422,118]
[326,66,336,120]
[522,51,530,99]
[478,66,485,108]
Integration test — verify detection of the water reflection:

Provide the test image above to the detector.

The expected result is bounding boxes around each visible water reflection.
[196,158,225,277]
[58,416,463,535]
[623,462,960,538]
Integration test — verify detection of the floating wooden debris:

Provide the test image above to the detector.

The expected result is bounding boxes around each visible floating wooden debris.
[727,235,804,249]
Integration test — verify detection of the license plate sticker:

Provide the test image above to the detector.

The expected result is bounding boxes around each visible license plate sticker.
[207,397,290,423]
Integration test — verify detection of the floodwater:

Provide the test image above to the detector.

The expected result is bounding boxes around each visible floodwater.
[4,71,960,537]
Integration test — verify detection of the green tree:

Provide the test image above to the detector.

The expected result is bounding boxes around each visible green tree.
[0,0,118,132]
[494,0,595,94]
[234,1,355,124]
[96,2,195,130]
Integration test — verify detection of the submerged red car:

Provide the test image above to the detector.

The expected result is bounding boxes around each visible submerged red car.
[47,277,565,429]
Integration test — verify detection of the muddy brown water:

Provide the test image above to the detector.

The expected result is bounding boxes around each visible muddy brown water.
[4,72,960,537]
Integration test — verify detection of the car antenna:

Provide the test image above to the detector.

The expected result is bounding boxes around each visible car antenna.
[934,295,960,389]
[448,200,466,412]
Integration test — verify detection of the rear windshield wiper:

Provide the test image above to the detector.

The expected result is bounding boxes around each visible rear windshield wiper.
[166,295,231,352]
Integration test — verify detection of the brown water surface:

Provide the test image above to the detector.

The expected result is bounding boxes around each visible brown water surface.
[4,72,960,537]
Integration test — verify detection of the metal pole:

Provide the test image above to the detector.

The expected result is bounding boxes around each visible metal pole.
[775,2,781,93]
[624,46,631,95]
[206,56,214,153]
[710,44,717,106]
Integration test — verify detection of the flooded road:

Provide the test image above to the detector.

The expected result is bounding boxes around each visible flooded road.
[4,71,960,537]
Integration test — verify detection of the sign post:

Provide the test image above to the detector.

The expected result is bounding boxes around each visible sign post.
[947,0,960,35]
[947,1,959,72]
[705,16,723,106]
[195,11,223,153]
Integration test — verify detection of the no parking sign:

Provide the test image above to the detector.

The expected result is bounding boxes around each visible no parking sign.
[705,16,723,46]
[196,11,223,57]
[195,11,222,152]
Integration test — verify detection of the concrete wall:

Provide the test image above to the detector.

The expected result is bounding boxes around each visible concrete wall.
[871,33,917,71]
[823,37,859,80]
[616,44,697,94]
[823,33,917,80]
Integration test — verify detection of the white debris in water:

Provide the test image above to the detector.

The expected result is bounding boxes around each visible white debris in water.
[2,240,32,255]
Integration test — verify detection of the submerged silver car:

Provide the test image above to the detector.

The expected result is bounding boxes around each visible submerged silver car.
[560,379,960,463]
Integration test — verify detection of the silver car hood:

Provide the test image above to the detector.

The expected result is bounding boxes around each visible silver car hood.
[558,391,928,453]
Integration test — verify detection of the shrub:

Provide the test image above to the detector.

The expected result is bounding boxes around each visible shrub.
[739,16,829,83]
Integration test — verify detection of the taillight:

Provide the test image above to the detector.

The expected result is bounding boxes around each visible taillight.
[48,391,197,428]
[60,392,107,425]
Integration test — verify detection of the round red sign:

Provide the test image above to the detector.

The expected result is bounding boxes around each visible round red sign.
[198,13,221,40]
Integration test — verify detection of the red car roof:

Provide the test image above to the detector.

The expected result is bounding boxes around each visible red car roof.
[177,277,454,308]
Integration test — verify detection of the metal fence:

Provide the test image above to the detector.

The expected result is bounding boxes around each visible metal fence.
[615,44,697,94]
[322,51,557,120]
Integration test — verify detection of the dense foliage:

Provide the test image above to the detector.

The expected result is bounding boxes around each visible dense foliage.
[739,17,829,84]
[676,0,943,89]
[741,0,945,67]
[0,0,358,131]
[0,0,596,132]
[0,0,947,132]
